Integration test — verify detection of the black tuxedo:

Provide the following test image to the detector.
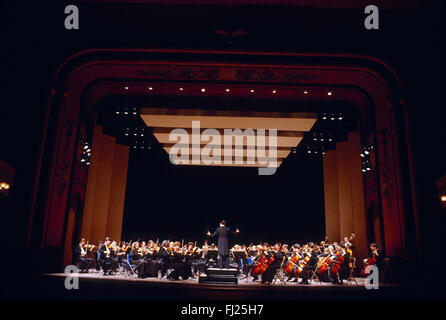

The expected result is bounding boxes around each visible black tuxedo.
[210,226,237,268]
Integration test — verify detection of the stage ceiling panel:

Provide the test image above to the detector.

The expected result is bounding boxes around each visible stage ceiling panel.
[140,108,316,168]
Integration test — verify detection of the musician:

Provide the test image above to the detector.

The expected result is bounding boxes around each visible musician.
[206,220,239,269]
[300,244,319,284]
[337,247,352,283]
[168,242,190,280]
[363,243,382,271]
[158,240,172,278]
[74,238,94,272]
[98,237,114,275]
[262,243,286,284]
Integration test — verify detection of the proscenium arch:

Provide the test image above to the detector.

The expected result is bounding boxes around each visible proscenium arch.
[30,49,418,266]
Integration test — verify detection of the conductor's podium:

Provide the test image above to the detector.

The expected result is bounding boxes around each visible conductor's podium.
[199,267,239,285]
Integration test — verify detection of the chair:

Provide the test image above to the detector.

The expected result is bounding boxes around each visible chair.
[309,267,322,284]
[379,257,390,283]
[272,256,287,285]
[346,257,358,284]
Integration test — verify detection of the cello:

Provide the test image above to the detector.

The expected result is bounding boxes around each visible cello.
[284,252,301,275]
[318,251,334,277]
[251,250,275,276]
[329,250,345,276]
[294,248,312,276]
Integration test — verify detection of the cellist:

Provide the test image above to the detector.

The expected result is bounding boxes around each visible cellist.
[300,244,319,284]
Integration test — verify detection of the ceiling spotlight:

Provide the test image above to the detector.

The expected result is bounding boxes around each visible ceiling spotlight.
[327,91,333,96]
[329,138,333,142]
[81,158,85,162]
[307,150,311,154]
[148,87,153,91]
[225,88,230,92]
[124,111,128,115]
[201,88,206,92]
[272,90,277,94]
[304,91,308,95]
[364,150,369,155]
[141,134,144,137]
[360,153,364,157]
[366,167,371,171]
[125,133,129,136]
[83,145,89,150]
[250,89,255,93]
[179,87,184,91]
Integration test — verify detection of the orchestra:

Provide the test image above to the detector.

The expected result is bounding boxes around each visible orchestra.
[73,232,382,285]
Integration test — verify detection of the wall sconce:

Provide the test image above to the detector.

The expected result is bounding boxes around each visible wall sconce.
[0,182,10,190]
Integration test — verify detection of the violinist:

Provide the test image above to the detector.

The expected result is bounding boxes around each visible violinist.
[74,238,94,272]
[129,242,144,266]
[362,243,382,274]
[168,242,188,280]
[158,240,172,278]
[98,237,114,275]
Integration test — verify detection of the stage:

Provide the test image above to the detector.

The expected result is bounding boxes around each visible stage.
[11,272,413,300]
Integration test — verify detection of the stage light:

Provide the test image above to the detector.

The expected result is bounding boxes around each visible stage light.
[225,88,230,92]
[364,150,369,155]
[148,87,153,90]
[327,91,333,96]
[115,111,120,115]
[124,86,129,90]
[201,88,206,92]
[272,90,277,94]
[81,158,85,162]
[250,89,255,93]
[0,182,10,190]
[179,87,184,91]
[362,168,367,173]
[304,91,308,95]
[441,195,446,202]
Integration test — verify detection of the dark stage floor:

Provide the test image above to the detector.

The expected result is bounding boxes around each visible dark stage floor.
[4,272,442,300]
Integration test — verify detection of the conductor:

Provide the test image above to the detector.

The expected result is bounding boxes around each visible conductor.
[206,220,240,269]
